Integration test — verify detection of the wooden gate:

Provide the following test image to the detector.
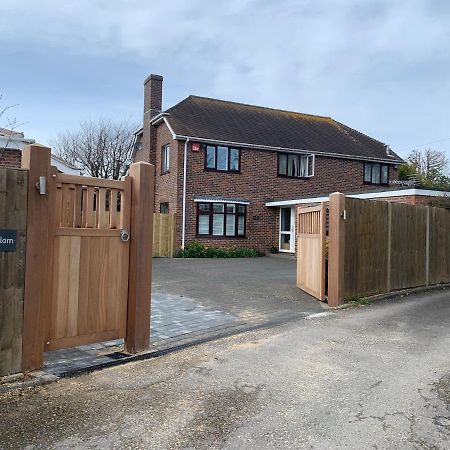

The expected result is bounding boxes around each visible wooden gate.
[296,204,326,301]
[21,145,154,372]
[45,173,131,351]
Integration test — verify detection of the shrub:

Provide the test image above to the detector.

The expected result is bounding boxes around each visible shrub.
[176,241,264,258]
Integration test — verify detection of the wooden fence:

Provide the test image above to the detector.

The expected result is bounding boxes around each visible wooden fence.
[327,193,450,306]
[153,213,176,257]
[0,167,27,376]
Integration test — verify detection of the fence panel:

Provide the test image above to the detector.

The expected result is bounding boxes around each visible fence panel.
[153,213,176,257]
[344,198,389,299]
[390,202,427,290]
[0,167,27,376]
[429,207,450,284]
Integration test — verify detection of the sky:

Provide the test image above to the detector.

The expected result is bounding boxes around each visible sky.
[0,0,449,162]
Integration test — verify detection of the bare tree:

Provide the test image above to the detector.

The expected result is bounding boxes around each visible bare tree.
[52,119,136,179]
[408,148,449,184]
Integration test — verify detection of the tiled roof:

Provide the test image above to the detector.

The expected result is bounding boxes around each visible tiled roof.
[164,96,403,163]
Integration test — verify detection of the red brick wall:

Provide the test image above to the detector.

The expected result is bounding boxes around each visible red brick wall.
[377,195,442,206]
[154,125,179,214]
[149,122,401,252]
[0,148,21,168]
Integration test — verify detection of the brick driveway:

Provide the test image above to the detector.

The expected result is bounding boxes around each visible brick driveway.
[44,255,324,376]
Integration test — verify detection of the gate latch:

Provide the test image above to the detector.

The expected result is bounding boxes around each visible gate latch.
[120,229,130,243]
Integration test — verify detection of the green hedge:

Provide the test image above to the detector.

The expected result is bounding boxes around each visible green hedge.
[176,241,264,258]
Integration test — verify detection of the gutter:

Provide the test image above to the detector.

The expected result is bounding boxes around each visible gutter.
[181,137,190,249]
[173,133,403,165]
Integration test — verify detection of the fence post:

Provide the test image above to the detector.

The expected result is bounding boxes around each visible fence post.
[21,145,52,372]
[125,162,154,353]
[328,192,346,307]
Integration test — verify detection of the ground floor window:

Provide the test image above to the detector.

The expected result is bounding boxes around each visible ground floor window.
[197,202,246,237]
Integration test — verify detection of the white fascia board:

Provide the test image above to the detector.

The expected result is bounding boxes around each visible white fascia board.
[265,188,450,207]
[266,197,329,207]
[174,134,403,165]
[164,117,177,139]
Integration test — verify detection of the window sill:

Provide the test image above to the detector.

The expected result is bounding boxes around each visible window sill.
[204,168,241,174]
[363,181,390,186]
[277,174,312,180]
[196,235,247,239]
[161,170,170,175]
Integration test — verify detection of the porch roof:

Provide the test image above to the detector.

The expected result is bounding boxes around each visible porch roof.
[265,188,450,207]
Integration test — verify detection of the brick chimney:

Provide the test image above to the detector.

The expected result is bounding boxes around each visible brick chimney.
[141,74,163,165]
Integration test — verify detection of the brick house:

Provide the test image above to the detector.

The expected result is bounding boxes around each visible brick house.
[134,74,406,253]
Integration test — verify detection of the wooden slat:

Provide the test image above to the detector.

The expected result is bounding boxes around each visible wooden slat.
[74,185,83,227]
[85,187,96,228]
[120,176,131,230]
[66,236,81,337]
[77,237,91,336]
[97,188,109,229]
[109,189,119,229]
[55,173,125,189]
[54,236,71,339]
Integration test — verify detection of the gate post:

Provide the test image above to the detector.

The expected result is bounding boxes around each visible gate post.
[328,192,346,307]
[21,145,52,372]
[125,162,154,353]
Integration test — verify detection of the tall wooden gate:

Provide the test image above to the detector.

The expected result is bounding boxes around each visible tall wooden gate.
[46,173,131,351]
[296,204,326,301]
[21,145,154,372]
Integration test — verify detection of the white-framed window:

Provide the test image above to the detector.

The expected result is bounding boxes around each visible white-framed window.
[278,153,314,178]
[161,144,170,174]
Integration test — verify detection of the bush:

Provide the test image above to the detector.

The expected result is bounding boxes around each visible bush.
[176,241,264,258]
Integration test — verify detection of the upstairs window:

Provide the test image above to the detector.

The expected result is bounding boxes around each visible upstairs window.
[364,162,389,185]
[197,202,246,237]
[278,153,314,178]
[160,202,169,213]
[205,145,240,172]
[161,144,170,174]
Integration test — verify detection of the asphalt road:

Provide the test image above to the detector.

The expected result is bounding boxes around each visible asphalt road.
[1,289,449,449]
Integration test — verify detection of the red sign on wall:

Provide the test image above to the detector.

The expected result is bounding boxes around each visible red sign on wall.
[192,142,200,152]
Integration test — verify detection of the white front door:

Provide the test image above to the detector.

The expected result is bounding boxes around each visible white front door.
[279,207,295,253]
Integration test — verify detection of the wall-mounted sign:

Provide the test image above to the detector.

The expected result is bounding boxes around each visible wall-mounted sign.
[0,229,17,252]
[192,142,201,152]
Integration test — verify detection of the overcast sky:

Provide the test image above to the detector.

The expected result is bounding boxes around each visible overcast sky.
[1,0,449,161]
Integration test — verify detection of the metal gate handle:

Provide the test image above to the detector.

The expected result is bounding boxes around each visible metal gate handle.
[120,229,130,243]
